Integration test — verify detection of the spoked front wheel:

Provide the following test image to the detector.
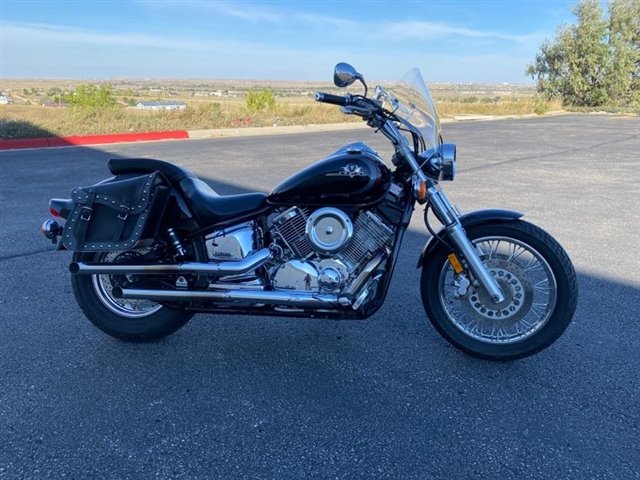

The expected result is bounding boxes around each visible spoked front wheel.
[421,220,578,360]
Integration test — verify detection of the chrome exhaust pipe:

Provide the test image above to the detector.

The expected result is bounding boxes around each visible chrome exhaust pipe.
[112,286,351,308]
[69,248,272,276]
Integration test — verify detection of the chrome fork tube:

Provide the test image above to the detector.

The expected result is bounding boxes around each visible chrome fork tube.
[386,118,505,303]
[426,187,506,304]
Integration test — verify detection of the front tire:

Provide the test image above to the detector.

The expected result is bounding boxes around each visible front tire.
[71,250,193,342]
[421,220,578,360]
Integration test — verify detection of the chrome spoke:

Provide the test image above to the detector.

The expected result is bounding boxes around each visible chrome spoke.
[92,250,163,318]
[438,236,557,344]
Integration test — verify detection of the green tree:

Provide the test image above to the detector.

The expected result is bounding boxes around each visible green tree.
[246,88,276,111]
[606,0,640,104]
[64,84,118,107]
[527,0,639,107]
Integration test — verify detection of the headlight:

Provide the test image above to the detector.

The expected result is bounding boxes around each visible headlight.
[440,143,456,181]
[418,143,457,181]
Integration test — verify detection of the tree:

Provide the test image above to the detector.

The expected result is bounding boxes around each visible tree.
[527,0,639,107]
[607,0,640,104]
[64,84,118,107]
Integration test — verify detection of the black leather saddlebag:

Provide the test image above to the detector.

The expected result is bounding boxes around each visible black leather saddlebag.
[62,172,169,252]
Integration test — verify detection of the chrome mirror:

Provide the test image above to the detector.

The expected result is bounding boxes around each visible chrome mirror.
[334,62,368,96]
[334,62,360,87]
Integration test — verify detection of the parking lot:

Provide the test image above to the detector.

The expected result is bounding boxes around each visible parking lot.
[1,114,639,479]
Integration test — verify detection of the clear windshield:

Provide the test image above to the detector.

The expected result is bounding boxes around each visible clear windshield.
[377,68,441,153]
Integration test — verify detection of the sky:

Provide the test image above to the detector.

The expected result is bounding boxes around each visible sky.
[0,0,576,83]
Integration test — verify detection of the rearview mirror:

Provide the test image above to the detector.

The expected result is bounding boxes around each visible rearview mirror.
[334,62,360,87]
[334,62,368,97]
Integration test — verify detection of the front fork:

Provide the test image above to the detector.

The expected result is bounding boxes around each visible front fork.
[385,126,505,304]
[425,184,506,304]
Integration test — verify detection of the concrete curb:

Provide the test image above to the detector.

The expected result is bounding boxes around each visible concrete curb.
[187,122,367,139]
[0,112,573,151]
[0,130,189,151]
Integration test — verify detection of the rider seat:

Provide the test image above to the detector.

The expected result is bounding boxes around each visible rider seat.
[108,158,267,225]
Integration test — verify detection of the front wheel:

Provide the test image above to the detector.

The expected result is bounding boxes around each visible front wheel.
[71,250,194,342]
[421,220,578,360]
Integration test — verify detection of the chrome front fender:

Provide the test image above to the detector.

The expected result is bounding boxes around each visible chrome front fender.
[416,209,523,268]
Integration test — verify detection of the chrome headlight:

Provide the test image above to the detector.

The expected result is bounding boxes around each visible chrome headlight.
[418,143,457,181]
[440,143,456,181]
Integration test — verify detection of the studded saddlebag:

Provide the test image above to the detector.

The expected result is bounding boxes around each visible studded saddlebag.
[62,172,170,252]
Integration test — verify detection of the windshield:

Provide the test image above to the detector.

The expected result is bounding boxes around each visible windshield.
[377,68,441,153]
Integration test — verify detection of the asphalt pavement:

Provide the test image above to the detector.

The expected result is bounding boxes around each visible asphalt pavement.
[1,114,639,479]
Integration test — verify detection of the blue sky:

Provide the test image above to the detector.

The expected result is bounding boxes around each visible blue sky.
[1,0,575,82]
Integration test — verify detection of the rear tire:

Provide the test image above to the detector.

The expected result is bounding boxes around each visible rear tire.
[71,251,193,342]
[420,220,578,360]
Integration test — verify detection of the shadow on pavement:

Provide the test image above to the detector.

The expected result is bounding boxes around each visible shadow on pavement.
[1,127,639,479]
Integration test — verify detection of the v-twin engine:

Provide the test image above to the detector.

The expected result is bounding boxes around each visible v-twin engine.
[268,206,394,296]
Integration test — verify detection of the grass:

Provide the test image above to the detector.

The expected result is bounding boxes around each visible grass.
[0,100,359,140]
[1,96,564,140]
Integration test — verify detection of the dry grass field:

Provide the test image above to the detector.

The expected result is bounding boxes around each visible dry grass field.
[0,78,547,139]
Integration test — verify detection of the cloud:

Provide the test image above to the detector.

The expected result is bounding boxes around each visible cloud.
[1,21,205,51]
[140,1,543,46]
[378,20,545,45]
[137,0,284,23]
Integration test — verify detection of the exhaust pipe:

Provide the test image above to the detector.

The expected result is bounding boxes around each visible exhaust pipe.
[69,248,272,276]
[112,286,351,308]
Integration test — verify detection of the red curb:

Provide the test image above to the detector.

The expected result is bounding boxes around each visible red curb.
[0,130,190,151]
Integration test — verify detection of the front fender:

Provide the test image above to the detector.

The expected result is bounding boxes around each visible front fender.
[416,209,523,268]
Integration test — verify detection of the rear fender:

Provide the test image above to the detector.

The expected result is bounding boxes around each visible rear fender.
[49,198,74,220]
[416,209,523,268]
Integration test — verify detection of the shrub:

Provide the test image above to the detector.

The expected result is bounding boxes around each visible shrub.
[64,84,118,108]
[246,88,276,111]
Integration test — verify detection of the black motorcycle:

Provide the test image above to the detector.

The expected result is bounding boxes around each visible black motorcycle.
[41,63,577,360]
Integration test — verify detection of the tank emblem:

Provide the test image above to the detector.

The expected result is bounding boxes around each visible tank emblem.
[327,163,367,178]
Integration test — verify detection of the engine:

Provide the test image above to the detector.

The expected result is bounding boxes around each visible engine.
[268,206,394,294]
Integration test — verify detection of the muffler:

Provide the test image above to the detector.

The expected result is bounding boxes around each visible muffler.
[69,248,272,276]
[112,286,351,308]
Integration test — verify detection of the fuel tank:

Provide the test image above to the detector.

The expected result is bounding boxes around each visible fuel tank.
[268,142,391,206]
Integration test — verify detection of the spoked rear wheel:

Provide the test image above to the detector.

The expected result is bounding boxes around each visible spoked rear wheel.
[71,249,193,342]
[421,220,578,360]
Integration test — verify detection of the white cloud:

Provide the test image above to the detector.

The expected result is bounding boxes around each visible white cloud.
[378,20,545,45]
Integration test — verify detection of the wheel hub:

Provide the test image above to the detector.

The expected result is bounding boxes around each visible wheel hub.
[468,260,530,320]
[93,250,162,318]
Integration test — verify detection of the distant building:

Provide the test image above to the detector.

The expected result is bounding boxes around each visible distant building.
[0,95,13,105]
[136,100,187,111]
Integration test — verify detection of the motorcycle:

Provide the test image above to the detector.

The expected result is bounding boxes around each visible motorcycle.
[40,63,578,360]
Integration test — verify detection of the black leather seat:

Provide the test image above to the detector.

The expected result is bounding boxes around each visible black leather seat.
[108,158,267,225]
[178,177,267,224]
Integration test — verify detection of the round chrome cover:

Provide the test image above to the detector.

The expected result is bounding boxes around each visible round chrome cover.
[305,207,353,254]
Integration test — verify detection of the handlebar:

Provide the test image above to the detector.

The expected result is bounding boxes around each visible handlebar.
[314,92,349,106]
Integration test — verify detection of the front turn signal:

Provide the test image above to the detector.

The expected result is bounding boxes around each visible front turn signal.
[414,179,427,204]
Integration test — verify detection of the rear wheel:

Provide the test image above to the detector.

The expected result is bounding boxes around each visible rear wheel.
[420,220,578,360]
[71,249,193,342]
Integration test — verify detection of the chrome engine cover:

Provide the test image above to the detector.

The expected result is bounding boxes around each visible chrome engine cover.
[272,260,319,291]
[305,207,353,254]
[317,258,349,292]
[206,222,256,261]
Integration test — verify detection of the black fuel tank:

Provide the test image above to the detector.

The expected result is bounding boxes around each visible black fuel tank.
[268,142,391,206]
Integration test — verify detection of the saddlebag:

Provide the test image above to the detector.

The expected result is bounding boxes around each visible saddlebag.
[62,172,170,252]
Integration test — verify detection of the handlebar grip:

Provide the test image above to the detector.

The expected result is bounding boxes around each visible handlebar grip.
[315,92,348,106]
